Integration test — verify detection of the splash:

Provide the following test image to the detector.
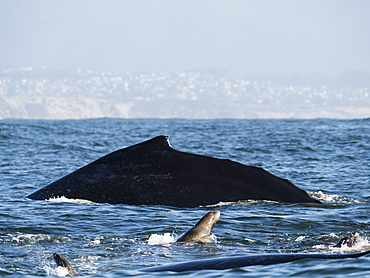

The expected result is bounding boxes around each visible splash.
[309,191,364,205]
[11,233,67,244]
[309,234,370,253]
[43,265,70,276]
[147,233,176,245]
[294,236,307,242]
[328,236,370,253]
[244,238,256,243]
[46,196,96,204]
[203,199,274,208]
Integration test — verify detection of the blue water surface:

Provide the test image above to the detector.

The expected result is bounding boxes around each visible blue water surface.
[0,118,369,277]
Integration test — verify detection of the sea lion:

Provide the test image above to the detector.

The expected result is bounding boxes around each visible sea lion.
[176,210,220,243]
[27,136,320,207]
[333,232,360,248]
[53,253,78,277]
[304,232,361,249]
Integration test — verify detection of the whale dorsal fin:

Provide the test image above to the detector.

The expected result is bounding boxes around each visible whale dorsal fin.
[129,135,173,152]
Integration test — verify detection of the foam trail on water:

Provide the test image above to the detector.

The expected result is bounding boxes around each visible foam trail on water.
[309,191,364,205]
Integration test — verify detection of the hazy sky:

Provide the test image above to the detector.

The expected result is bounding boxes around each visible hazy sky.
[1,0,369,76]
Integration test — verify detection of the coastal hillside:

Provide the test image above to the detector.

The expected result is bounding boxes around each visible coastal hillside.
[1,67,369,119]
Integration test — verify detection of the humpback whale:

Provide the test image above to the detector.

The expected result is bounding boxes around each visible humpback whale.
[53,250,370,275]
[27,135,320,207]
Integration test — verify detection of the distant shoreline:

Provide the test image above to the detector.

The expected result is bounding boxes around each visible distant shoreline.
[1,68,369,120]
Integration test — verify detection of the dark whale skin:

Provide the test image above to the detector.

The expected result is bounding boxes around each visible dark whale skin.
[142,250,370,272]
[53,250,370,275]
[27,135,320,207]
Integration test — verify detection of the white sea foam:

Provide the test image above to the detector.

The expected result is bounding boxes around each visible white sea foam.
[44,255,99,276]
[294,236,307,242]
[46,196,96,204]
[203,199,272,208]
[328,236,370,253]
[11,233,67,244]
[147,233,176,245]
[311,235,370,253]
[44,265,70,276]
[309,191,364,205]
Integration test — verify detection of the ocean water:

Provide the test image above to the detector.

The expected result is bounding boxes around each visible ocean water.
[0,118,369,277]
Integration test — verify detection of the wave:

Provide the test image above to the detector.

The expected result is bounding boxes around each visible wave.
[203,199,278,208]
[309,191,365,205]
[46,196,96,204]
[44,265,71,277]
[9,233,69,245]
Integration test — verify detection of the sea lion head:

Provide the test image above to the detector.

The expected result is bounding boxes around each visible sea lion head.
[333,232,360,248]
[53,253,79,276]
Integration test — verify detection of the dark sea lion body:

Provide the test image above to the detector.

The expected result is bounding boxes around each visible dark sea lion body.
[53,253,78,276]
[176,210,220,243]
[27,136,320,207]
[333,233,360,248]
